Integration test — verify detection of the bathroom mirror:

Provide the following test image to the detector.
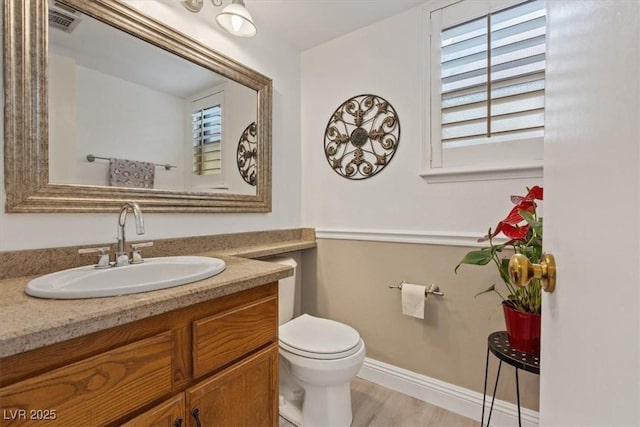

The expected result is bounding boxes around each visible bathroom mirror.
[4,0,272,213]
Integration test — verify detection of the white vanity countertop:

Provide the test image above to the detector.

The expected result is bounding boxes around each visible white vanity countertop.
[0,256,292,358]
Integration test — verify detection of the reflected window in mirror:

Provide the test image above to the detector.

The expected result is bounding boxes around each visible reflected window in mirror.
[190,91,226,190]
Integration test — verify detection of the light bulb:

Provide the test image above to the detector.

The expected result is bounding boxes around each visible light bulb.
[231,15,243,32]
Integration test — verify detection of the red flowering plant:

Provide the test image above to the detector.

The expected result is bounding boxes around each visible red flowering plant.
[455,186,543,314]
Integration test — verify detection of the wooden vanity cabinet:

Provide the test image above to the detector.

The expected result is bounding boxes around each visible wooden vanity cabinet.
[121,394,185,427]
[186,344,278,427]
[0,283,279,427]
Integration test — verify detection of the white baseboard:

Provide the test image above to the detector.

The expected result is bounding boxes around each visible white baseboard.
[357,357,539,427]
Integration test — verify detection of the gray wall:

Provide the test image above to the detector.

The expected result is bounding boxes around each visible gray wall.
[302,239,539,410]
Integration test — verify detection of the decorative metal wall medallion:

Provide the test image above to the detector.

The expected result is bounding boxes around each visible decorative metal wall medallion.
[237,121,257,186]
[324,94,400,180]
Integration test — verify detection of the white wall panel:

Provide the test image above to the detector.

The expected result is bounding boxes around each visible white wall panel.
[301,4,542,235]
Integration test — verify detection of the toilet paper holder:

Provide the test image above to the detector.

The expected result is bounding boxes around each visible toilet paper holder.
[388,280,444,298]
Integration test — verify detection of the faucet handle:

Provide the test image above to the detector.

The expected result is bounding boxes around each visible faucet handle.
[78,246,111,269]
[130,242,154,264]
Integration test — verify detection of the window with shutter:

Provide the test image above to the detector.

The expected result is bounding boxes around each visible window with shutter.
[425,0,545,181]
[192,104,222,176]
[187,90,226,189]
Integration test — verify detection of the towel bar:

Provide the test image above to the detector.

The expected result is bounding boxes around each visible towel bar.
[86,154,176,170]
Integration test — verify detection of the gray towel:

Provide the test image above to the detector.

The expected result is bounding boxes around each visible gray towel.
[108,158,155,188]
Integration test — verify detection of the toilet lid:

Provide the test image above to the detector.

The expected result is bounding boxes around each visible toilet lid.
[279,314,362,360]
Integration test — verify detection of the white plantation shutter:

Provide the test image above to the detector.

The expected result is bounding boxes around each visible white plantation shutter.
[429,0,545,173]
[192,104,222,175]
[187,90,226,189]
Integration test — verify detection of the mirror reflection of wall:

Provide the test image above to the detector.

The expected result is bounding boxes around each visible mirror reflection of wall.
[47,3,257,195]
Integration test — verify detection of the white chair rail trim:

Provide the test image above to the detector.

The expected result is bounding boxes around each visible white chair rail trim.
[357,357,539,427]
[315,229,507,248]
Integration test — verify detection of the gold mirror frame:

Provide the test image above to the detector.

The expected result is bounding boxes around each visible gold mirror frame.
[3,0,272,213]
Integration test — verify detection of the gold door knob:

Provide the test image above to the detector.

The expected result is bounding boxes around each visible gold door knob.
[508,253,556,293]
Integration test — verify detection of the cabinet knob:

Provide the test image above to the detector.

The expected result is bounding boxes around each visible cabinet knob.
[173,417,183,427]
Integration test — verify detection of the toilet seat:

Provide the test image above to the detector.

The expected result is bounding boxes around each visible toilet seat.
[279,314,362,360]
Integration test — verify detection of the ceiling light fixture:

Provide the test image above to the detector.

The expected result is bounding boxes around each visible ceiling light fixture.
[183,0,256,38]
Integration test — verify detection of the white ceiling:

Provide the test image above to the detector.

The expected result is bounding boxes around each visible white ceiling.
[213,0,425,51]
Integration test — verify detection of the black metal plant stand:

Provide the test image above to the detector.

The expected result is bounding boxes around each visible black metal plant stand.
[482,331,540,427]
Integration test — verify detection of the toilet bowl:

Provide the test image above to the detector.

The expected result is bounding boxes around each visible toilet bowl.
[267,256,366,427]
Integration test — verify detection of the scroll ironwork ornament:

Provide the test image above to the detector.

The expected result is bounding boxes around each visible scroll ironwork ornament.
[237,122,257,186]
[324,94,400,180]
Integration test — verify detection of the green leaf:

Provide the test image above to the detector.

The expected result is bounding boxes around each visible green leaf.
[474,284,496,298]
[520,210,543,237]
[498,258,512,284]
[520,244,542,264]
[454,250,494,273]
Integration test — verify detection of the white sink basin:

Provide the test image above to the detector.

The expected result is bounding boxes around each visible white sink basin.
[25,256,226,299]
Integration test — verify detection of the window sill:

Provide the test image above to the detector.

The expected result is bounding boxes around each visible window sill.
[420,161,543,183]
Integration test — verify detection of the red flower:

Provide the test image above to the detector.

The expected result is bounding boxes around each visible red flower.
[495,222,530,240]
[503,201,534,225]
[482,186,542,241]
[511,185,543,205]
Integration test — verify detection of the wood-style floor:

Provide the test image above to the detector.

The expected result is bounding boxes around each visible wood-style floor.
[279,377,479,427]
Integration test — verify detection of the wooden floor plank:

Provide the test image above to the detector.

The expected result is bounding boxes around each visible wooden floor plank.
[279,377,479,426]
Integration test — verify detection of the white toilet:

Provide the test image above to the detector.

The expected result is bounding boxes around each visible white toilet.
[268,256,366,427]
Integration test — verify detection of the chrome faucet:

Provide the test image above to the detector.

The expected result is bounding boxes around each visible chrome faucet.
[116,201,145,266]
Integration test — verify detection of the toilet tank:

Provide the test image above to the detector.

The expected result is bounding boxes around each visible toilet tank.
[265,256,297,325]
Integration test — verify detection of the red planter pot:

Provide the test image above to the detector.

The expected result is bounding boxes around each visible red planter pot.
[502,302,541,356]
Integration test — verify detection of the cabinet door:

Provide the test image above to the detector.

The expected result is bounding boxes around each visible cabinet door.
[0,332,174,427]
[185,344,278,427]
[121,394,185,427]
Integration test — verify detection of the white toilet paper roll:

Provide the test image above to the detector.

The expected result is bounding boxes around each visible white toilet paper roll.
[401,283,426,319]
